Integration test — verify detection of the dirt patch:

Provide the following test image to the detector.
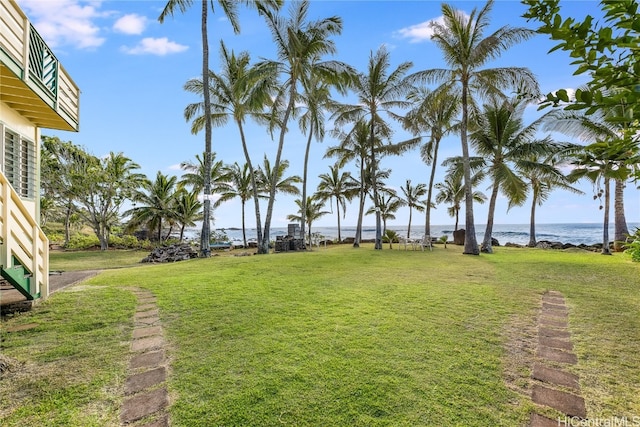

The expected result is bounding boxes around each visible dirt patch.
[502,311,538,398]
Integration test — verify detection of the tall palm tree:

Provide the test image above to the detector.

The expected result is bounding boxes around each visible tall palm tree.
[366,193,403,237]
[316,164,358,243]
[256,155,301,203]
[174,188,203,242]
[287,195,330,246]
[540,103,640,251]
[403,87,459,238]
[178,152,230,195]
[159,0,281,257]
[567,139,640,255]
[184,41,278,251]
[126,171,179,242]
[332,46,418,249]
[416,0,539,255]
[435,162,487,232]
[469,97,560,253]
[215,162,264,249]
[259,0,344,254]
[399,179,427,239]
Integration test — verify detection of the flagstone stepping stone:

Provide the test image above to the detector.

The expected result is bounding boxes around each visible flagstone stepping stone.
[125,367,166,395]
[532,384,586,418]
[120,387,168,424]
[532,363,580,391]
[537,345,578,364]
[130,351,165,370]
[539,335,573,351]
[530,413,560,427]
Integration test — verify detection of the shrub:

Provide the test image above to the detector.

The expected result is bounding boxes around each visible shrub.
[624,228,640,262]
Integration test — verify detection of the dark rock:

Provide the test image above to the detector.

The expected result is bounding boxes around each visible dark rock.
[141,244,199,263]
[491,237,500,246]
[453,229,465,245]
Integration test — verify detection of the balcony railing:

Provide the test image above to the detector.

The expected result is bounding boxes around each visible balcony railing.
[0,0,79,132]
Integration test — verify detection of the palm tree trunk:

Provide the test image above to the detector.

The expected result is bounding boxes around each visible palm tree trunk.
[241,200,247,249]
[199,0,212,258]
[370,126,382,250]
[336,198,342,243]
[613,178,629,251]
[454,207,459,231]
[460,82,479,255]
[261,80,297,254]
[237,120,263,249]
[602,177,612,255]
[407,207,413,239]
[481,183,499,253]
[301,126,314,249]
[354,157,365,247]
[528,196,537,247]
[425,138,440,238]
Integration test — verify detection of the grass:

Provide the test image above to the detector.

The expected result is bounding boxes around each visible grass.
[2,244,639,425]
[49,248,151,271]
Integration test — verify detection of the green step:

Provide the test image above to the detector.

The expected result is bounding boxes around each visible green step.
[1,262,38,300]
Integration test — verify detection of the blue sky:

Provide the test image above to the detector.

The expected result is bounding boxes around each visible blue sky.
[17,0,639,230]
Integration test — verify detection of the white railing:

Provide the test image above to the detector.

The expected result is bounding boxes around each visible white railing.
[0,171,49,299]
[0,0,80,131]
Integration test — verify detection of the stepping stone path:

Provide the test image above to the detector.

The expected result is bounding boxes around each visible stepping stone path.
[120,288,170,426]
[530,291,586,426]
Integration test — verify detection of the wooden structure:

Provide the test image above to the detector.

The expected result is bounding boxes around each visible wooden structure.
[1,0,80,302]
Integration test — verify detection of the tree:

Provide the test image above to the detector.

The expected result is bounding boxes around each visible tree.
[126,171,180,242]
[316,164,358,243]
[469,96,560,253]
[259,0,344,254]
[159,0,282,257]
[366,193,403,237]
[539,104,638,251]
[567,140,639,255]
[178,152,230,195]
[174,188,203,242]
[435,163,486,232]
[256,155,301,201]
[403,87,459,239]
[184,40,278,251]
[399,179,427,239]
[523,0,640,136]
[74,152,145,250]
[415,0,539,254]
[332,46,418,250]
[40,136,91,246]
[215,162,263,249]
[287,195,330,245]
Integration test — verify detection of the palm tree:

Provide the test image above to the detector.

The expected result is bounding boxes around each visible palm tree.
[215,162,263,249]
[415,0,539,255]
[315,164,358,243]
[258,0,344,254]
[567,140,639,255]
[126,171,179,242]
[174,188,203,242]
[435,165,487,232]
[178,152,230,195]
[399,179,427,239]
[159,0,281,257]
[469,97,560,253]
[403,87,459,238]
[366,193,403,237]
[287,195,330,246]
[540,103,640,251]
[332,46,418,249]
[184,41,278,251]
[256,155,301,198]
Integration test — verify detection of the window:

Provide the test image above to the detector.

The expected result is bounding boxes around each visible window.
[3,129,36,199]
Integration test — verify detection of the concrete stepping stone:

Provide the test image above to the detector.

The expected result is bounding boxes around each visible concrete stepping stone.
[131,334,165,353]
[135,315,161,326]
[532,363,580,391]
[537,345,578,364]
[539,336,573,351]
[539,327,570,338]
[530,413,559,427]
[133,326,163,339]
[125,367,167,395]
[539,317,568,328]
[120,387,168,424]
[130,351,165,370]
[137,303,158,312]
[532,384,586,418]
[135,309,159,320]
[542,302,566,311]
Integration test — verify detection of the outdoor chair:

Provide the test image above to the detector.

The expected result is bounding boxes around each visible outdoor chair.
[398,235,409,250]
[420,235,433,251]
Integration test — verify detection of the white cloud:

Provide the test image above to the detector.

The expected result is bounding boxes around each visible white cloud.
[113,14,147,35]
[16,0,107,49]
[394,12,470,43]
[121,37,188,56]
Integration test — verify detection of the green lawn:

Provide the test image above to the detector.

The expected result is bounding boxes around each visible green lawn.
[2,245,639,426]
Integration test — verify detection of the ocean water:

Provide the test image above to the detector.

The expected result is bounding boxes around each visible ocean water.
[190,223,640,246]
